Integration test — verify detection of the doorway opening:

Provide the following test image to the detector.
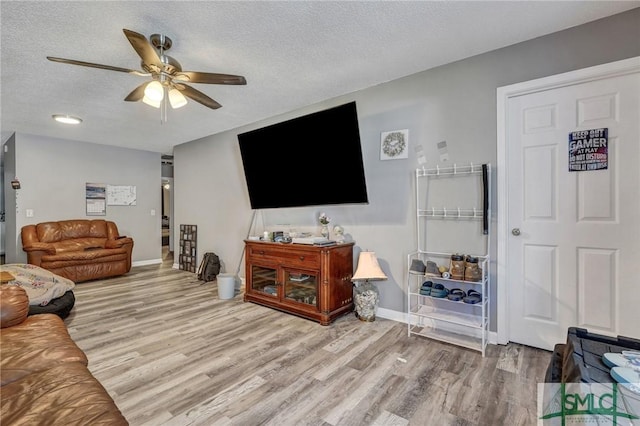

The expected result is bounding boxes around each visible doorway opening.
[162,180,171,246]
[161,155,173,252]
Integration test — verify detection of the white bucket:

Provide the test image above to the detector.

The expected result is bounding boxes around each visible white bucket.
[217,273,236,300]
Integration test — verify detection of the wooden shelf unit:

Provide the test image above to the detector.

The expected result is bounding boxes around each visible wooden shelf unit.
[244,240,354,325]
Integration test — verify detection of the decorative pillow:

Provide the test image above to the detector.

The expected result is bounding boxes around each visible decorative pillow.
[0,264,75,306]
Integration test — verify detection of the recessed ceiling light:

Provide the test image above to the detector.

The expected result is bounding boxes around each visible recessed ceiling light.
[52,114,82,125]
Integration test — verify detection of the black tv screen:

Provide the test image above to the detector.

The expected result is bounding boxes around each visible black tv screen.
[238,101,369,209]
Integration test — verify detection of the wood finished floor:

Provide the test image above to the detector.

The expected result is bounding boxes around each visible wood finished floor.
[65,252,551,426]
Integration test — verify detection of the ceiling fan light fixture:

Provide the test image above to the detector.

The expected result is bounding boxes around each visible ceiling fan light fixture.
[52,114,82,125]
[168,88,187,109]
[144,80,164,102]
[47,28,246,115]
[142,95,161,108]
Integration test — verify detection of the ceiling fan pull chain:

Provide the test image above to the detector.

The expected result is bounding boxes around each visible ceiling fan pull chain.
[161,89,167,124]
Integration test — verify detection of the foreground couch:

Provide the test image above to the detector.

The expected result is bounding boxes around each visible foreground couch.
[0,284,128,425]
[21,219,134,283]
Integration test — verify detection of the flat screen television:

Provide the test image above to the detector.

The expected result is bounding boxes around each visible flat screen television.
[238,101,369,209]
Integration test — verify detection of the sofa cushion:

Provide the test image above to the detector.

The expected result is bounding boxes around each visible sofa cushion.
[0,362,128,426]
[52,237,108,254]
[0,314,88,386]
[42,249,128,267]
[36,220,108,243]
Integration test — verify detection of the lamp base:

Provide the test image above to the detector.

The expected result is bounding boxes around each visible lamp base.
[355,311,376,322]
[353,280,379,322]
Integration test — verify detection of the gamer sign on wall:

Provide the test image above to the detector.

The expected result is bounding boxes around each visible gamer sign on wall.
[568,128,608,172]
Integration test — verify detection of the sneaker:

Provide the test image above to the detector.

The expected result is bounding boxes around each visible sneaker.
[603,352,640,370]
[610,367,640,395]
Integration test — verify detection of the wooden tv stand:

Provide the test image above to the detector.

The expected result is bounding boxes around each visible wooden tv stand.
[243,240,354,325]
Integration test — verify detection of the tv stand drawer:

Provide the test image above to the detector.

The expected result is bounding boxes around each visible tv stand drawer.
[247,244,320,268]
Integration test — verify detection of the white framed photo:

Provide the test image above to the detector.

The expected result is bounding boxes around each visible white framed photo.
[380,129,409,160]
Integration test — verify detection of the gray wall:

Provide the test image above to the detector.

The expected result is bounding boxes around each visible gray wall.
[4,133,162,264]
[174,9,640,326]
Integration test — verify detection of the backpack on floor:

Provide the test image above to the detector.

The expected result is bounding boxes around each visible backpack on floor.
[197,252,221,282]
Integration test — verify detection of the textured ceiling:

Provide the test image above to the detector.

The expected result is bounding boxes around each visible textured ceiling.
[2,1,638,154]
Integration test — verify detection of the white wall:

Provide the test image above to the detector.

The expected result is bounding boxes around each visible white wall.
[4,133,162,264]
[173,9,640,327]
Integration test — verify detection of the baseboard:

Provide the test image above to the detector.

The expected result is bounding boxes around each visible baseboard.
[376,307,406,323]
[132,259,163,267]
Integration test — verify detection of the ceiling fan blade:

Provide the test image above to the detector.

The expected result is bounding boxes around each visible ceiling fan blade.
[47,57,150,77]
[176,84,222,109]
[123,29,163,70]
[174,71,246,85]
[124,82,150,102]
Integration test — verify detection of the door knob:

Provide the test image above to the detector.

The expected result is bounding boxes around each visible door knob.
[511,228,521,236]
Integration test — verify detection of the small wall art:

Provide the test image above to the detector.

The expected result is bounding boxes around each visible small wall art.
[380,129,409,160]
[107,185,137,206]
[86,182,106,216]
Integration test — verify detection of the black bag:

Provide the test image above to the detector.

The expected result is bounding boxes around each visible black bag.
[197,252,221,282]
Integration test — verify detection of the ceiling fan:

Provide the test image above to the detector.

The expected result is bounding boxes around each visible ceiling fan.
[47,29,246,111]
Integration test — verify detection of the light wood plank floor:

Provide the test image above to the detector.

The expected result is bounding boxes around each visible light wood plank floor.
[65,252,551,426]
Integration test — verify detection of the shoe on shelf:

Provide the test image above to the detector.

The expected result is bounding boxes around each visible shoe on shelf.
[603,352,640,370]
[447,288,466,302]
[463,289,482,304]
[410,259,426,274]
[430,283,449,298]
[424,261,440,277]
[420,281,433,296]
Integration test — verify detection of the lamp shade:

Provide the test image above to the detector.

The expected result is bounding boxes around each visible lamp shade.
[352,251,387,281]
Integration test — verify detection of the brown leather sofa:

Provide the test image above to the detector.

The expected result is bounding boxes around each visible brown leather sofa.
[21,219,134,283]
[0,284,128,425]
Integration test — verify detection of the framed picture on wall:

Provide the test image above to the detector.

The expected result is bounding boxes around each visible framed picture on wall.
[380,129,409,160]
[86,183,106,216]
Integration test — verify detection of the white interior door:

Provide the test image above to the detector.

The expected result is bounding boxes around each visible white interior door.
[505,67,640,351]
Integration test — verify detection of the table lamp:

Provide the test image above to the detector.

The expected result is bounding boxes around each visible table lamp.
[352,251,387,321]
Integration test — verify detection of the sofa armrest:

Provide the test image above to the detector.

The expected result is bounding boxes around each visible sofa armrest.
[21,224,55,266]
[22,242,56,254]
[21,242,56,267]
[105,237,133,249]
[0,285,29,328]
[106,237,134,272]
